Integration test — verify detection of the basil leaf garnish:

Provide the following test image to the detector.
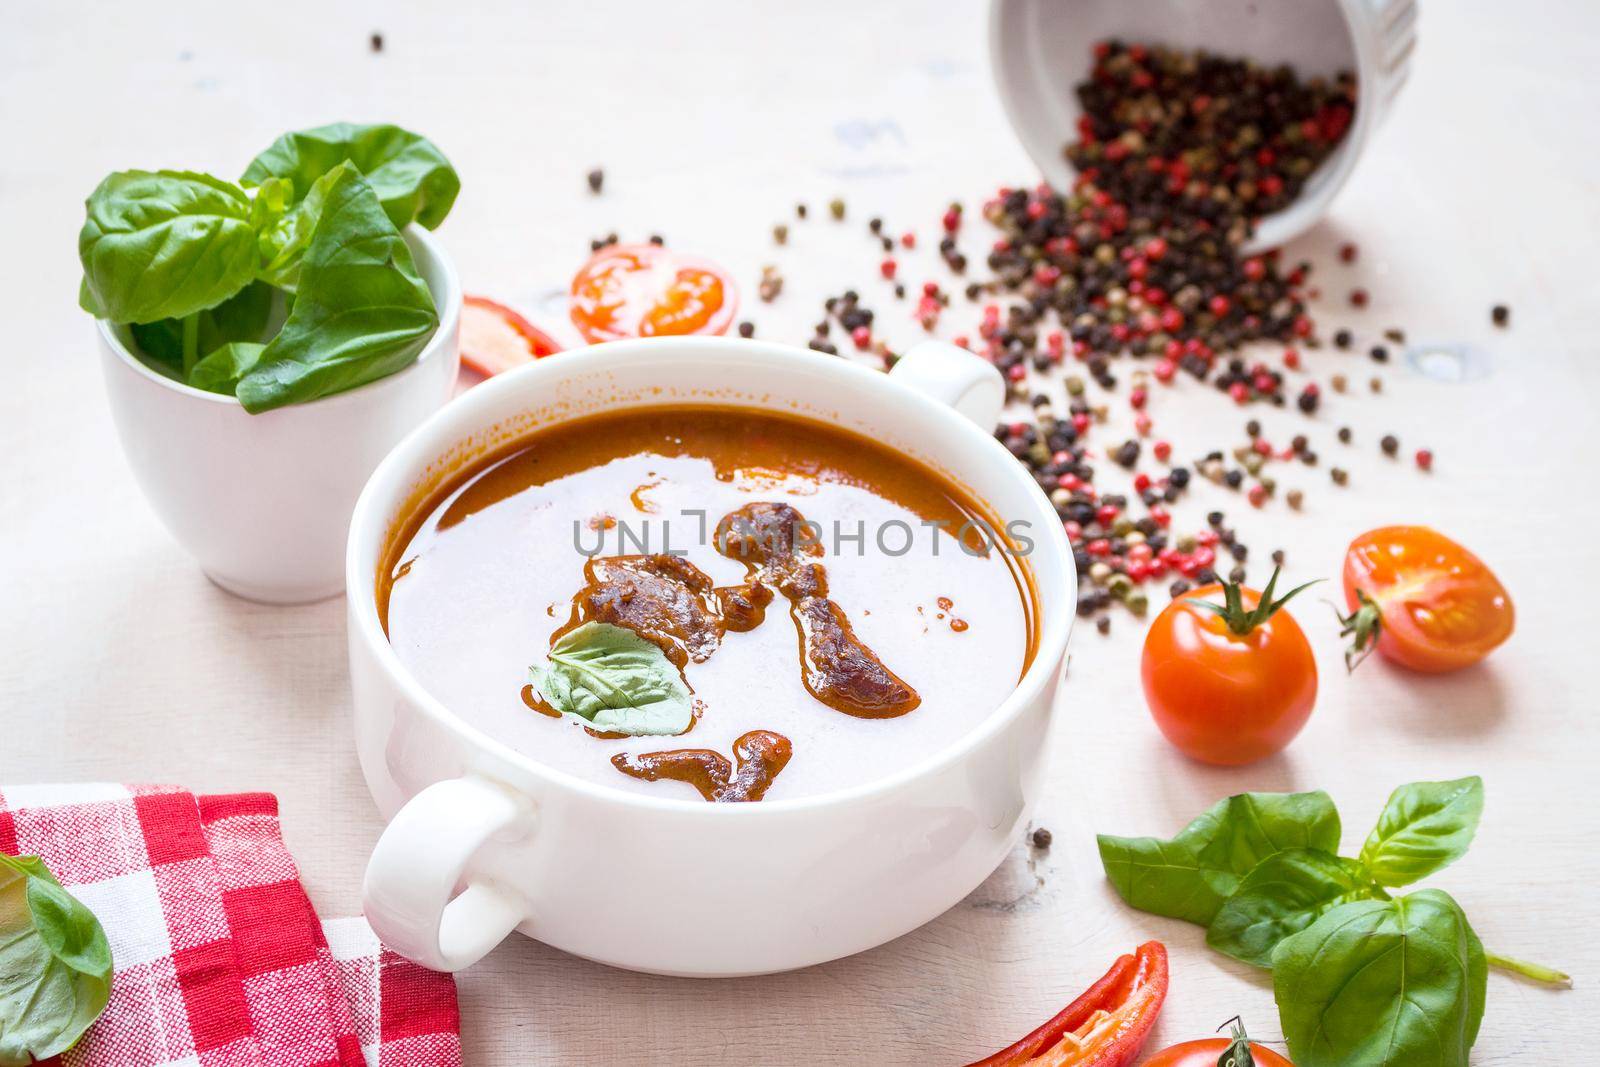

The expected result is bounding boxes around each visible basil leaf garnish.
[1207,848,1384,967]
[78,170,259,324]
[1272,889,1486,1067]
[1358,776,1484,887]
[0,853,114,1064]
[1097,790,1340,925]
[241,122,460,231]
[530,622,693,736]
[236,166,438,413]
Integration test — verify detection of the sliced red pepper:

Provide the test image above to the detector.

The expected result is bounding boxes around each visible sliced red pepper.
[965,941,1168,1067]
[459,294,562,378]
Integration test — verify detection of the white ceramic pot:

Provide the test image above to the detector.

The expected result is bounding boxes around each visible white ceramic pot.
[990,0,1418,252]
[96,227,462,605]
[348,337,1074,976]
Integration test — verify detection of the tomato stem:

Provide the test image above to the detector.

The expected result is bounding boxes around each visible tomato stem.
[1485,951,1572,987]
[1185,566,1321,637]
[1335,589,1383,671]
[1214,1017,1256,1067]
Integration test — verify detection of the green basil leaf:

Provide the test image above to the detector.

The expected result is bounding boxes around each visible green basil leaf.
[128,280,275,376]
[1098,789,1341,925]
[78,170,258,324]
[235,166,438,413]
[530,622,693,736]
[1272,889,1485,1067]
[1206,849,1384,967]
[256,165,348,292]
[1358,776,1484,887]
[0,854,113,1064]
[188,342,268,395]
[241,122,459,230]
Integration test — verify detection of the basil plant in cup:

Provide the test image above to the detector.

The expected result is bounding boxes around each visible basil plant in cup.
[77,123,459,413]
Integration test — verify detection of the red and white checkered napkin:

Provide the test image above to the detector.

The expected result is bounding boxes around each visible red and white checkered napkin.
[0,784,461,1067]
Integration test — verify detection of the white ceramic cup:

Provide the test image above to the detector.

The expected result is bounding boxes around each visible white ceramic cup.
[990,0,1418,252]
[96,227,462,605]
[348,337,1074,976]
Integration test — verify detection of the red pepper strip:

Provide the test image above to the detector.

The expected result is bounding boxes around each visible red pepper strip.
[964,941,1168,1067]
[459,294,562,378]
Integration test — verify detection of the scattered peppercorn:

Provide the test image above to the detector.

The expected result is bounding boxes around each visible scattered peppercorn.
[1337,426,1352,443]
[737,321,755,339]
[1331,467,1349,486]
[1350,288,1369,308]
[829,197,846,221]
[773,224,788,245]
[1492,304,1510,327]
[796,203,808,219]
[586,168,604,194]
[1415,448,1433,471]
[1096,616,1111,635]
[1369,345,1389,362]
[1031,827,1053,849]
[1380,434,1399,456]
[369,31,384,52]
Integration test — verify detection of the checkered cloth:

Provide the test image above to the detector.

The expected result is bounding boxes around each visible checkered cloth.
[0,784,461,1067]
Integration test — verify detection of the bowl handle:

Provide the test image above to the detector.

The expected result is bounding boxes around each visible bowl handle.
[362,775,533,971]
[888,341,1006,429]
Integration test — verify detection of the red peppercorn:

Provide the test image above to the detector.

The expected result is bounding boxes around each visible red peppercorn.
[1339,242,1357,263]
[1095,504,1120,525]
[1229,382,1250,405]
[901,231,916,249]
[1006,363,1026,382]
[1153,440,1172,462]
[1133,472,1152,492]
[1292,315,1313,338]
[880,258,897,280]
[1160,307,1184,332]
[1252,438,1273,457]
[1283,348,1301,370]
[1144,237,1168,260]
[1071,413,1091,434]
[1248,484,1268,508]
[1129,387,1147,410]
[1087,538,1112,558]
[1208,294,1231,317]
[1415,448,1433,471]
[942,207,961,233]
[1134,412,1153,436]
[1153,359,1177,383]
[850,325,871,349]
[1349,288,1368,308]
[1150,506,1172,528]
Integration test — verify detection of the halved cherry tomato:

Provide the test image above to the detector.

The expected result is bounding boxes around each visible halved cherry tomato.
[1142,1019,1294,1067]
[1142,569,1318,766]
[965,942,1167,1067]
[569,243,737,343]
[1341,525,1514,673]
[459,295,561,378]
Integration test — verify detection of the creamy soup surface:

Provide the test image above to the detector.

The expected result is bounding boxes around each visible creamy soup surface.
[382,406,1037,802]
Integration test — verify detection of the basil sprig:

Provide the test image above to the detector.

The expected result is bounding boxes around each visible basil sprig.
[0,854,114,1064]
[77,123,457,413]
[530,623,695,736]
[1098,777,1569,1067]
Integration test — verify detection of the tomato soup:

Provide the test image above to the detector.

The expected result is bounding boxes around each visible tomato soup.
[380,406,1038,802]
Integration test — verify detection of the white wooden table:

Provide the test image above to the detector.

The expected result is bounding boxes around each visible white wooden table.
[4,2,1596,1062]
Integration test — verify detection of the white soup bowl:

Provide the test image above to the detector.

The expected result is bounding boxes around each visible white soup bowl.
[348,337,1074,975]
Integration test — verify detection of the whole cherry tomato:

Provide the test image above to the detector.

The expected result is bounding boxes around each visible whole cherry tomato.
[459,295,561,378]
[1141,569,1318,766]
[570,243,737,343]
[1141,1020,1294,1067]
[1340,526,1514,673]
